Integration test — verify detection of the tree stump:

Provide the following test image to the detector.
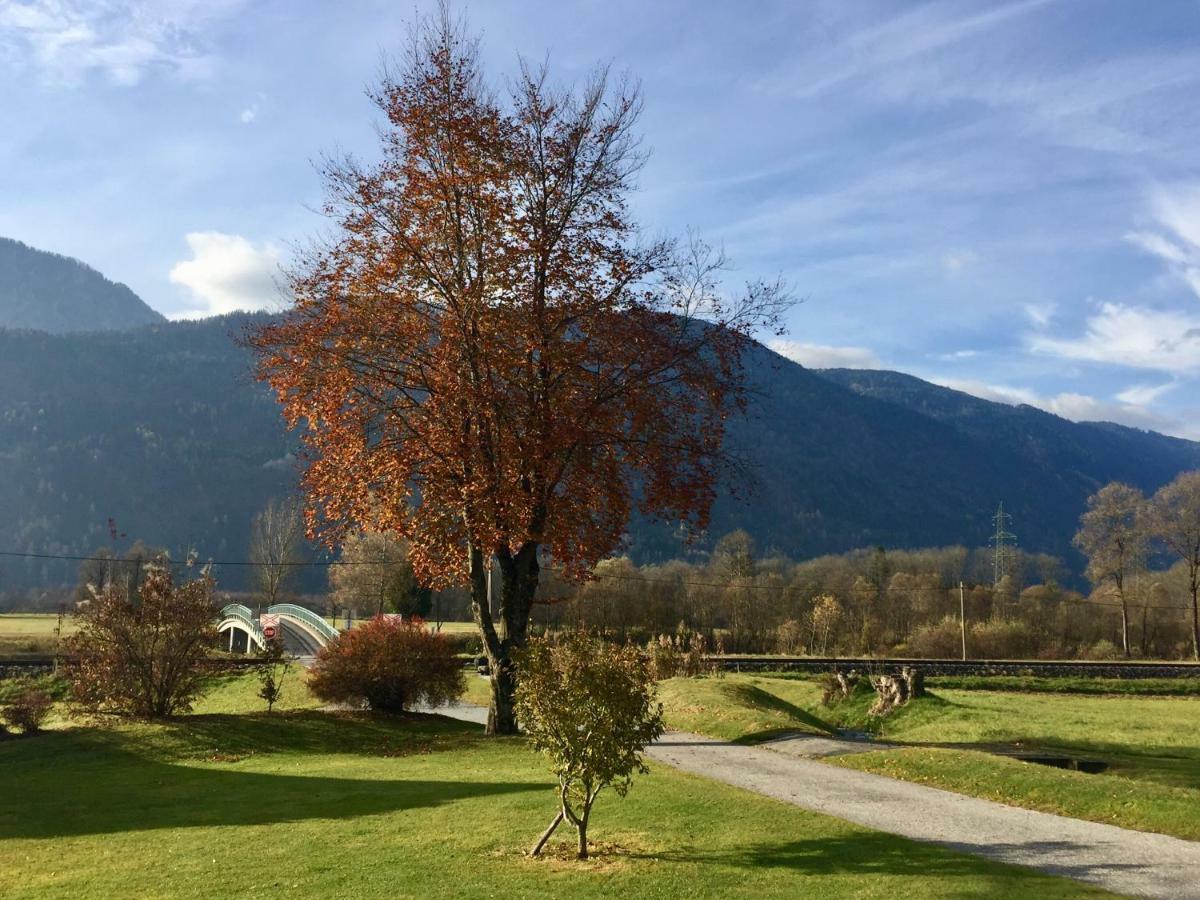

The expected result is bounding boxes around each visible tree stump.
[869,673,909,716]
[901,666,925,699]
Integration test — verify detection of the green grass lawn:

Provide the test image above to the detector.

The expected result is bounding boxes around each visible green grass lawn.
[655,674,834,742]
[657,673,1200,841]
[926,674,1200,696]
[0,674,1111,899]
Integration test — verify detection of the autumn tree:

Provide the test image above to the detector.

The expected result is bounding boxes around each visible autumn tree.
[251,11,788,733]
[1074,482,1147,657]
[1148,471,1200,659]
[249,497,306,607]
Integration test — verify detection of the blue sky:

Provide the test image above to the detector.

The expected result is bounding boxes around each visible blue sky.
[3,0,1200,437]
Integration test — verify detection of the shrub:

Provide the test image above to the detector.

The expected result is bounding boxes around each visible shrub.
[906,616,962,658]
[67,565,217,718]
[308,615,463,712]
[645,631,717,680]
[969,619,1037,659]
[516,633,665,859]
[2,684,53,734]
[1084,638,1121,661]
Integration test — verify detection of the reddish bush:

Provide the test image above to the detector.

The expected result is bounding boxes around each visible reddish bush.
[67,565,216,718]
[2,685,53,734]
[308,616,464,713]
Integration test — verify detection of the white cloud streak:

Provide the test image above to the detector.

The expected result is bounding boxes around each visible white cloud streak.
[0,0,244,85]
[1127,182,1200,301]
[932,376,1192,437]
[168,231,281,319]
[767,339,884,370]
[1029,302,1200,374]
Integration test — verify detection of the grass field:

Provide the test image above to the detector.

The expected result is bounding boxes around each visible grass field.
[655,672,1200,840]
[0,614,478,657]
[323,616,478,635]
[0,614,74,656]
[0,672,1113,899]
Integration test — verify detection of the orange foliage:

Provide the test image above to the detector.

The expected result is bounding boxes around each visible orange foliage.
[250,12,788,731]
[254,15,784,579]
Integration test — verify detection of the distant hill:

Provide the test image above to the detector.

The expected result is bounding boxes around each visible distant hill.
[816,368,1200,495]
[2,314,1199,593]
[0,238,165,333]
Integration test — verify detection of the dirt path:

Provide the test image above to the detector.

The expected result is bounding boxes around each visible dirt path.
[648,731,1200,899]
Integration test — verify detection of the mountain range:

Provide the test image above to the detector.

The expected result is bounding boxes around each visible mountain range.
[2,239,1198,591]
[0,238,165,333]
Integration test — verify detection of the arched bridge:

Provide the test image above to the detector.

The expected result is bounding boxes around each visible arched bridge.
[218,603,339,657]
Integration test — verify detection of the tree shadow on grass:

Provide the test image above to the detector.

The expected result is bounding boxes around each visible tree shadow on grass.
[156,709,487,760]
[0,714,544,840]
[723,683,837,738]
[632,834,1119,896]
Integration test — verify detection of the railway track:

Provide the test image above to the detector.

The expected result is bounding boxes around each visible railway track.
[713,656,1200,678]
[4,655,1198,679]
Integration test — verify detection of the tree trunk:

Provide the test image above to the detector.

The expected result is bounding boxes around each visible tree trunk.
[469,541,540,736]
[1190,569,1199,661]
[530,811,563,856]
[1120,598,1130,658]
[576,799,592,860]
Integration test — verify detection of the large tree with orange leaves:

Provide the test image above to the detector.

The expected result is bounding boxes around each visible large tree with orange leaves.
[251,11,789,733]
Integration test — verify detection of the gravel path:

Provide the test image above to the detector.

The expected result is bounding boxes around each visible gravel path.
[428,702,1200,898]
[649,731,1200,899]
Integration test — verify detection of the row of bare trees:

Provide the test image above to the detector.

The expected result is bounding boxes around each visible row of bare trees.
[1074,471,1200,658]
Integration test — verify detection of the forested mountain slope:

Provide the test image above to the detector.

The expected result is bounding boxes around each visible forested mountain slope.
[0,238,164,333]
[3,314,1198,590]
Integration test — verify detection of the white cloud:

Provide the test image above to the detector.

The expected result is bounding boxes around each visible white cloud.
[1023,302,1055,329]
[767,340,883,370]
[934,378,1040,406]
[168,231,282,319]
[1029,302,1200,374]
[932,377,1190,436]
[1127,183,1200,300]
[239,105,257,123]
[0,0,244,85]
[941,250,978,273]
[1115,381,1176,406]
[768,0,1054,100]
[933,349,979,361]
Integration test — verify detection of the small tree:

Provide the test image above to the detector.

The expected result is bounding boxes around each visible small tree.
[249,497,306,607]
[515,634,665,860]
[67,564,216,718]
[308,616,463,712]
[1074,482,1148,657]
[256,637,292,712]
[1148,471,1200,659]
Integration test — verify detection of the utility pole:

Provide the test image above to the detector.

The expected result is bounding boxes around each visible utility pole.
[959,581,967,660]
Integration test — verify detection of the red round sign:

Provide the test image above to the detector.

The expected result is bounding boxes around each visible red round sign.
[263,625,277,639]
